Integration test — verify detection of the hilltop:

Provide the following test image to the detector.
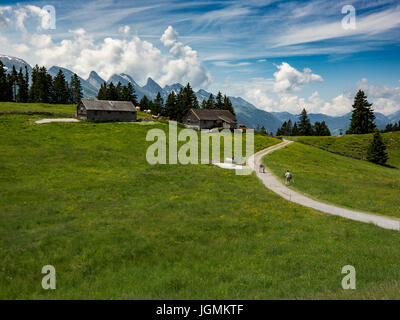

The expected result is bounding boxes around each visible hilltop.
[289,131,400,168]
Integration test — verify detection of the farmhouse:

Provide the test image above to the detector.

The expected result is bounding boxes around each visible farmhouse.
[77,100,137,122]
[183,109,237,130]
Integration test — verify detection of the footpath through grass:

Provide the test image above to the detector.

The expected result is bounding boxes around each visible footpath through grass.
[1,104,400,299]
[288,132,400,168]
[264,142,400,219]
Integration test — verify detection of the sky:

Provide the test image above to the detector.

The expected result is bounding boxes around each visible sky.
[0,0,399,115]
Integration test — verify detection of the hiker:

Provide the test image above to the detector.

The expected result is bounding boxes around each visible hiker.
[259,163,265,173]
[285,170,292,185]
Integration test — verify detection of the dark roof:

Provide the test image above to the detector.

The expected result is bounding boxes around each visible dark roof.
[189,109,236,123]
[79,100,136,112]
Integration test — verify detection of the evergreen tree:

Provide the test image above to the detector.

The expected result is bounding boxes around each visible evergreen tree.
[165,91,177,119]
[347,90,376,134]
[205,94,215,109]
[70,73,83,104]
[222,95,235,115]
[215,91,224,109]
[127,82,138,105]
[297,108,313,136]
[53,70,69,104]
[366,130,389,165]
[16,67,29,102]
[139,95,151,111]
[313,121,331,136]
[29,66,54,103]
[97,82,108,100]
[0,61,10,101]
[175,83,198,122]
[292,122,299,136]
[106,82,118,100]
[152,92,164,115]
[10,65,18,101]
[201,99,207,109]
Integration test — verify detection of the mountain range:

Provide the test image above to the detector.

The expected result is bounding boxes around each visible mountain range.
[1,54,399,135]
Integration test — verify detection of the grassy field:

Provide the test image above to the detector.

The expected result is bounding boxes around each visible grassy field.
[288,132,400,168]
[1,103,400,299]
[264,142,400,218]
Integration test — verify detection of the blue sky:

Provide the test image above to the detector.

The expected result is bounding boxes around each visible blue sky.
[0,0,399,115]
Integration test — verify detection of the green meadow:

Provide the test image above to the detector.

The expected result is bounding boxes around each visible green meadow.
[288,132,400,168]
[264,142,400,218]
[1,103,400,299]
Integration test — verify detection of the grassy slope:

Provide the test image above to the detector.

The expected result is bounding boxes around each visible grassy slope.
[0,102,150,120]
[288,132,400,168]
[1,104,400,299]
[264,142,400,218]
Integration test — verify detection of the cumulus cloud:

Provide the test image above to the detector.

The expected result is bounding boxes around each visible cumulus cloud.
[34,29,163,82]
[356,78,400,115]
[1,7,211,87]
[273,62,323,93]
[158,26,211,88]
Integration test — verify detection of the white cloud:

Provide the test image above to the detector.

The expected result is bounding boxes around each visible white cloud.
[213,61,251,67]
[118,25,130,35]
[356,78,400,115]
[275,6,400,47]
[272,62,323,93]
[158,25,211,88]
[34,29,163,82]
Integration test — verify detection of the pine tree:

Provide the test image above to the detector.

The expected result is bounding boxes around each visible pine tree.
[97,82,107,100]
[201,99,207,109]
[16,67,29,102]
[140,95,150,111]
[70,73,82,104]
[53,70,69,104]
[106,82,118,100]
[215,91,224,109]
[292,122,299,136]
[366,130,389,165]
[10,65,18,101]
[313,121,331,136]
[165,91,177,119]
[297,108,313,136]
[222,95,235,115]
[347,90,376,134]
[127,82,138,105]
[205,94,215,109]
[152,92,164,115]
[0,61,10,101]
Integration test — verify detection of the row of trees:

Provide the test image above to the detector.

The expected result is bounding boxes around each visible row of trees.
[200,91,235,115]
[0,62,29,102]
[276,109,331,136]
[97,81,138,105]
[383,121,400,133]
[0,62,83,104]
[103,83,236,123]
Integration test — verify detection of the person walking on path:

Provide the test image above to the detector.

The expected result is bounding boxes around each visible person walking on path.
[285,170,292,185]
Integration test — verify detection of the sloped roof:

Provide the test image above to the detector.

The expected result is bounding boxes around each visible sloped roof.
[80,100,136,112]
[190,109,236,123]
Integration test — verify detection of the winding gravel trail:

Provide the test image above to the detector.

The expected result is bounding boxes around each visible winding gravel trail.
[247,139,400,231]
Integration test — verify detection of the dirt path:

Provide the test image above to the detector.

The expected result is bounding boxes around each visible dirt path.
[247,139,400,231]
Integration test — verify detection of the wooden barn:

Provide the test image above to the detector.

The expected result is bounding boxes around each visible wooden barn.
[77,100,137,122]
[183,109,237,130]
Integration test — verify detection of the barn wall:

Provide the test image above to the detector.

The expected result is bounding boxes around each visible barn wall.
[183,112,200,129]
[86,110,137,122]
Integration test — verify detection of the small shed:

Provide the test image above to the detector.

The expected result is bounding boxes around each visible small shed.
[183,109,237,130]
[77,100,137,122]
